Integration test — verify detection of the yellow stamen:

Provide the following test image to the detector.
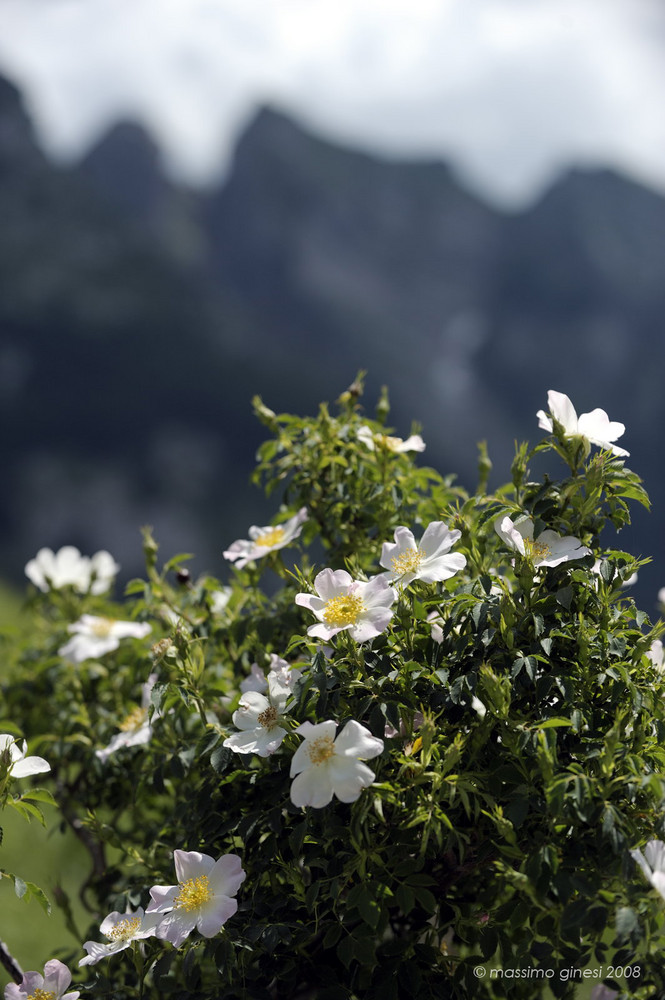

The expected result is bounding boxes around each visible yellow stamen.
[525,539,551,561]
[119,706,147,732]
[308,735,336,764]
[106,917,141,942]
[175,875,213,912]
[26,992,56,1000]
[90,617,115,638]
[323,593,365,628]
[257,706,278,729]
[254,526,286,549]
[391,548,424,577]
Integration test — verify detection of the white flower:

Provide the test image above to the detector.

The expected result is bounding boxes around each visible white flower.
[223,671,292,757]
[0,734,50,780]
[88,550,121,595]
[658,588,665,607]
[357,425,425,453]
[494,515,591,568]
[647,640,664,671]
[5,959,80,1000]
[59,615,152,663]
[25,546,119,594]
[536,389,629,457]
[96,675,157,762]
[79,908,160,966]
[266,654,302,691]
[630,839,665,901]
[240,662,269,694]
[210,588,232,615]
[380,522,466,585]
[295,569,396,642]
[147,849,245,948]
[290,719,384,808]
[239,654,302,695]
[223,507,307,569]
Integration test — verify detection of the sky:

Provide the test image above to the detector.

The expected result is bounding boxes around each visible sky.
[0,0,664,206]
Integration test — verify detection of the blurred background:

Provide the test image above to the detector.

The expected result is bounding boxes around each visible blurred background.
[1,0,664,606]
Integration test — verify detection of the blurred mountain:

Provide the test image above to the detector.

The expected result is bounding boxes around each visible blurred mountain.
[1,74,665,598]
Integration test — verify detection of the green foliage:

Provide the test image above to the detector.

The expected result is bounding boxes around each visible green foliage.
[2,382,665,999]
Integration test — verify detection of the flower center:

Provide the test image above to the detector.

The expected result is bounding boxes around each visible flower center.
[90,617,115,638]
[175,875,213,912]
[307,735,336,764]
[525,539,551,561]
[26,992,56,1000]
[254,526,286,549]
[323,593,365,627]
[391,548,424,577]
[119,706,147,732]
[257,706,278,730]
[106,916,141,942]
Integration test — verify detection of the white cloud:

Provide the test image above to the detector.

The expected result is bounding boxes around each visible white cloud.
[0,0,664,205]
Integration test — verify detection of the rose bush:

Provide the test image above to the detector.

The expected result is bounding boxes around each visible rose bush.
[1,378,665,999]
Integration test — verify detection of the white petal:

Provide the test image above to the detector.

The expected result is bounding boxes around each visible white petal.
[232,691,270,730]
[43,959,74,996]
[546,390,578,434]
[312,568,353,600]
[208,854,246,898]
[174,849,215,884]
[290,767,334,808]
[419,521,460,557]
[10,754,50,778]
[643,839,665,874]
[197,896,237,936]
[328,756,377,802]
[536,409,553,433]
[334,720,384,759]
[155,910,197,948]
[418,552,466,584]
[397,434,426,452]
[147,884,178,913]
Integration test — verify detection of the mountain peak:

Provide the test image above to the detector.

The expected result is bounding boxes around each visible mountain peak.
[78,120,167,212]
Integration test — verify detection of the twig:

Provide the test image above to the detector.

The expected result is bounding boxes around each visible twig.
[0,938,23,983]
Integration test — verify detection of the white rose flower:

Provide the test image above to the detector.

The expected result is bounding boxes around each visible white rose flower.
[59,615,151,663]
[295,569,396,642]
[240,654,302,695]
[79,908,160,966]
[0,733,50,780]
[357,425,425,453]
[290,719,384,808]
[536,389,629,457]
[5,959,80,1000]
[223,671,292,757]
[147,849,245,948]
[379,522,466,585]
[494,515,590,568]
[25,546,119,594]
[630,840,665,901]
[96,674,158,762]
[223,507,307,569]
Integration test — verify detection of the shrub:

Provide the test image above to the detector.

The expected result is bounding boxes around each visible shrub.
[2,379,665,1000]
